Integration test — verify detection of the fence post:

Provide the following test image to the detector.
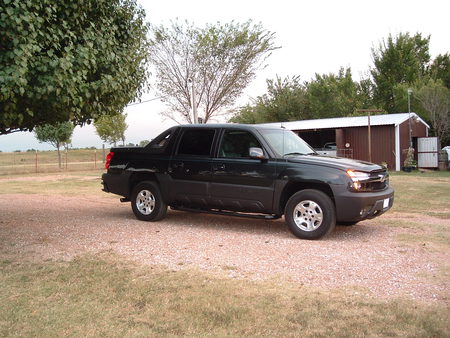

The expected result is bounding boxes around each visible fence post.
[35,150,38,173]
[94,149,97,169]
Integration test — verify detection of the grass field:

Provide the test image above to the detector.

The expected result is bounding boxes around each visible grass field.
[0,148,109,175]
[0,171,449,336]
[1,254,449,337]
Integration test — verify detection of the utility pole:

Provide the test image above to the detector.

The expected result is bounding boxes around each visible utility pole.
[368,112,372,163]
[407,88,413,148]
[188,78,198,124]
[356,109,385,163]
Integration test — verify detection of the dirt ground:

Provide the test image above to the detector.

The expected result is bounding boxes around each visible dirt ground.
[1,191,449,304]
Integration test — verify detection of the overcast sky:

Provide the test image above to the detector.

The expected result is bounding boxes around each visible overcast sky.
[1,0,449,152]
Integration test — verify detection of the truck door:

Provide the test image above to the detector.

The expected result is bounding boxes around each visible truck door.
[168,128,216,208]
[210,129,277,213]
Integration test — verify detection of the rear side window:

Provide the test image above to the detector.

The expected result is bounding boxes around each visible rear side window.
[177,129,215,156]
[148,129,173,149]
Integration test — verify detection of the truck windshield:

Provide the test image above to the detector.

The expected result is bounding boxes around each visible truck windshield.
[260,129,316,157]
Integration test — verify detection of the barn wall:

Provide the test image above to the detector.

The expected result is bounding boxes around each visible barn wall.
[343,126,395,169]
[292,116,428,171]
[399,121,410,166]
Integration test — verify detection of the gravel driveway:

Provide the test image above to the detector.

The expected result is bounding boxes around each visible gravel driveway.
[1,192,448,303]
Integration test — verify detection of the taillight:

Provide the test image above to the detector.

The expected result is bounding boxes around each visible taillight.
[105,152,114,169]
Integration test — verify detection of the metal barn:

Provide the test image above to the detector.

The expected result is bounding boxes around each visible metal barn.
[262,113,430,171]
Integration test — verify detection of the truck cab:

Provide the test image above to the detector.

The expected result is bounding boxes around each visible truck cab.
[102,124,394,239]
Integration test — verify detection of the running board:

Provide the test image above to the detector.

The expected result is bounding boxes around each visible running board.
[170,206,281,220]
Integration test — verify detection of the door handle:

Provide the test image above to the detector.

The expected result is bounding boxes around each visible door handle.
[213,163,225,171]
[172,162,184,169]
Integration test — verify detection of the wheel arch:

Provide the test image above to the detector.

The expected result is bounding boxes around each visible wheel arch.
[127,172,159,197]
[278,181,335,214]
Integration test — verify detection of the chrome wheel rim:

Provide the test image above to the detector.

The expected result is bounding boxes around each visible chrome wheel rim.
[293,200,323,231]
[136,189,155,215]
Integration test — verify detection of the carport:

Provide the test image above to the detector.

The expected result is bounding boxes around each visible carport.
[261,113,430,171]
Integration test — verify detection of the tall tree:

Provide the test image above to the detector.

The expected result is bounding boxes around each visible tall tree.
[429,53,450,89]
[149,20,277,124]
[415,80,449,147]
[34,122,74,168]
[305,67,368,118]
[230,75,309,124]
[370,33,431,113]
[0,0,150,135]
[94,113,128,147]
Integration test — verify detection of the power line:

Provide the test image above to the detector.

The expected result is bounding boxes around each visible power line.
[126,96,163,107]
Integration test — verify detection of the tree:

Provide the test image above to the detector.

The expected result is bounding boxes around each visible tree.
[305,67,369,118]
[429,53,450,89]
[94,113,128,147]
[139,140,150,147]
[230,75,309,124]
[0,0,150,135]
[370,33,431,113]
[34,122,74,168]
[415,80,449,147]
[149,20,277,124]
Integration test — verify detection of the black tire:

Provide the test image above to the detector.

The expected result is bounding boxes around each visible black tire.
[337,221,358,226]
[284,189,336,240]
[131,181,167,221]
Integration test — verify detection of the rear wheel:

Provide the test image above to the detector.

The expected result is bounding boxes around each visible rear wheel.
[131,181,167,221]
[285,189,336,239]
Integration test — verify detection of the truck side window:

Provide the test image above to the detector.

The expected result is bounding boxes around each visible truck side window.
[149,129,172,148]
[177,129,215,156]
[219,130,262,158]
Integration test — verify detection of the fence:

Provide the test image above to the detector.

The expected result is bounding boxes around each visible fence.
[0,148,108,175]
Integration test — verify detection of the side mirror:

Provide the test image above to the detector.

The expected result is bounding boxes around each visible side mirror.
[249,147,267,160]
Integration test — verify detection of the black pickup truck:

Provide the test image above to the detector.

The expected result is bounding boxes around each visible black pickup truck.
[102,124,394,239]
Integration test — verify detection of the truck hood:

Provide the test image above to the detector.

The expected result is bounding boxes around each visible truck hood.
[286,154,383,172]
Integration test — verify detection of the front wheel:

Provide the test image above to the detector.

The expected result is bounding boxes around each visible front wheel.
[284,189,336,240]
[131,181,167,221]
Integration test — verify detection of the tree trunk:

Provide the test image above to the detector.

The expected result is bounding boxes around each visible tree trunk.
[56,142,61,169]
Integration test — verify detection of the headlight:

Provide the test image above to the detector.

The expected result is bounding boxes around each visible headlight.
[347,170,370,191]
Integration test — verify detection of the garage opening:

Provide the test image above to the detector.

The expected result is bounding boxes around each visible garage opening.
[297,129,336,149]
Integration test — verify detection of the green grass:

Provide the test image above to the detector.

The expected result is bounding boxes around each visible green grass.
[389,172,450,218]
[385,173,450,251]
[0,173,105,196]
[1,253,449,337]
[0,149,109,175]
[1,171,449,336]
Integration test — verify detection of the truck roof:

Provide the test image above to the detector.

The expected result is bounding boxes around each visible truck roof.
[177,123,283,131]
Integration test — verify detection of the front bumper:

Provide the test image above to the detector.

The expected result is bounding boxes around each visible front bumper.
[331,185,394,222]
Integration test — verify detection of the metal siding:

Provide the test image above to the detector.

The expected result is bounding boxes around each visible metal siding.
[417,137,439,168]
[288,114,429,171]
[371,126,395,168]
[399,121,410,167]
[345,127,368,162]
[412,118,427,137]
[343,126,395,169]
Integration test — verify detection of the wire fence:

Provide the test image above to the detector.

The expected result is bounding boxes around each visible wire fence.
[0,148,108,175]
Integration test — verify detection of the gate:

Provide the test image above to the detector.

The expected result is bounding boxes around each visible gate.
[417,137,439,168]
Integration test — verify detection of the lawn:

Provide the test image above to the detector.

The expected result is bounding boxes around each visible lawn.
[0,171,449,336]
[0,149,109,175]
